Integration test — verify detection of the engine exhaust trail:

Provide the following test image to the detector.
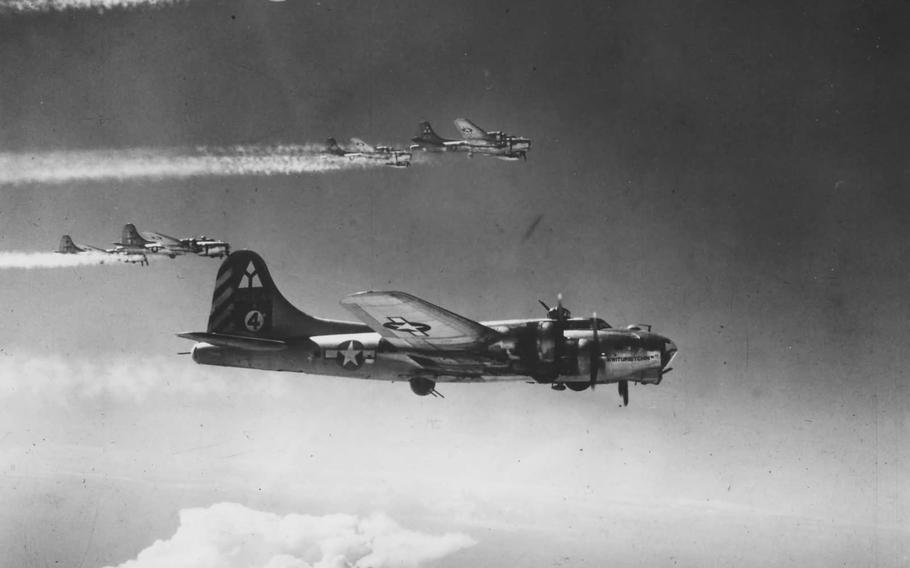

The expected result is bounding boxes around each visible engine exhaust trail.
[0,145,399,186]
[0,0,186,12]
[0,252,129,269]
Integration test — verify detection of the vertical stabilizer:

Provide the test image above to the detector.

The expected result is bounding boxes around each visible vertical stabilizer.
[412,121,447,145]
[120,223,148,247]
[206,251,370,339]
[57,235,80,254]
[325,138,345,156]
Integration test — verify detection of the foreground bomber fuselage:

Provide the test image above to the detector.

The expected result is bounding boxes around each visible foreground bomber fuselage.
[180,251,677,403]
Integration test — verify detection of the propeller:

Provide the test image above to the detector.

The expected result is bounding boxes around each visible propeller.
[539,293,571,321]
[589,312,600,390]
[618,380,629,407]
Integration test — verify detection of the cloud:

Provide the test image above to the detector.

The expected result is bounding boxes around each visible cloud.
[0,145,398,185]
[0,353,233,404]
[104,503,476,568]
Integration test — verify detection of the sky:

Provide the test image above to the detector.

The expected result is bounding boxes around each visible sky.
[0,1,908,566]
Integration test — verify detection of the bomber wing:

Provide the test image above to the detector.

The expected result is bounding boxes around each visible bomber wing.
[140,231,181,246]
[138,231,186,255]
[340,291,501,352]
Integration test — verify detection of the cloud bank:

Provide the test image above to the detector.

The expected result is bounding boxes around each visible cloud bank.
[0,354,231,404]
[0,145,397,185]
[104,503,475,568]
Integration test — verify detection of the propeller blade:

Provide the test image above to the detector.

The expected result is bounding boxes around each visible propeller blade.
[618,380,629,406]
[540,294,569,320]
[589,312,599,389]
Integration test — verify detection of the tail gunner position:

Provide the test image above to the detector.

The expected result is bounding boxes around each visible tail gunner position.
[179,251,677,405]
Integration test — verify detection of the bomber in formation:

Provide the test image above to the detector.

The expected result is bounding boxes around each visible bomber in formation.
[325,137,412,168]
[325,117,532,167]
[410,118,532,161]
[117,223,231,259]
[56,224,231,266]
[178,251,677,406]
[56,234,149,265]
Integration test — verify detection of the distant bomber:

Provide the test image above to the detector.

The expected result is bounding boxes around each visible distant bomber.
[410,118,531,161]
[178,251,676,405]
[56,234,148,265]
[325,137,411,168]
[114,224,230,259]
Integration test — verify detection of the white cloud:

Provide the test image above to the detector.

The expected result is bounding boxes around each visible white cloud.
[0,353,234,404]
[104,503,475,568]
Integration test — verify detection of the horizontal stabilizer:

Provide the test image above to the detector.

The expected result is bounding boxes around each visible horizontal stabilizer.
[176,331,288,352]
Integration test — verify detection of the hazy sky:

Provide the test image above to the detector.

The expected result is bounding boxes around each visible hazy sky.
[1,1,908,567]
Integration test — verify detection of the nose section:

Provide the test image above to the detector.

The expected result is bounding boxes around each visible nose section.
[661,338,678,369]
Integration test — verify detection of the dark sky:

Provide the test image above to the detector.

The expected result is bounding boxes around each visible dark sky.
[0,1,908,567]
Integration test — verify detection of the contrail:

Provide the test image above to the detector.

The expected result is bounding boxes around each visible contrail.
[0,0,186,12]
[0,251,128,268]
[0,145,402,185]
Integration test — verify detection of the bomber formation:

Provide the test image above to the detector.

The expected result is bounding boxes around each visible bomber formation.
[48,114,677,406]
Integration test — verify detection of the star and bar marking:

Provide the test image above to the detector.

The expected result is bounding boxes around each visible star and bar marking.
[382,316,431,336]
[324,340,374,370]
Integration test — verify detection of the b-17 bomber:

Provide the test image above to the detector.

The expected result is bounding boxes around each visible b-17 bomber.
[179,251,677,405]
[115,224,231,259]
[410,118,531,161]
[56,234,148,265]
[325,137,411,168]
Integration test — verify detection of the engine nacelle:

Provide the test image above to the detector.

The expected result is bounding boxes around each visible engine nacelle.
[200,245,229,257]
[409,377,436,396]
[511,321,584,381]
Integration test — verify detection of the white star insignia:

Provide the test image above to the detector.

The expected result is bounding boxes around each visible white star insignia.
[340,341,361,368]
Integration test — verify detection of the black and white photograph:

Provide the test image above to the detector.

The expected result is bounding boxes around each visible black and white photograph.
[0,1,907,566]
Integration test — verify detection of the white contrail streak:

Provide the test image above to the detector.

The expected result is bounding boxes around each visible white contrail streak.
[0,251,125,268]
[0,0,185,12]
[0,145,395,185]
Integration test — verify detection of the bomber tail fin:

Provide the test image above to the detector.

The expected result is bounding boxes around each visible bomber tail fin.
[57,235,80,254]
[119,223,148,247]
[453,117,489,140]
[412,121,447,146]
[203,250,369,339]
[325,138,345,156]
